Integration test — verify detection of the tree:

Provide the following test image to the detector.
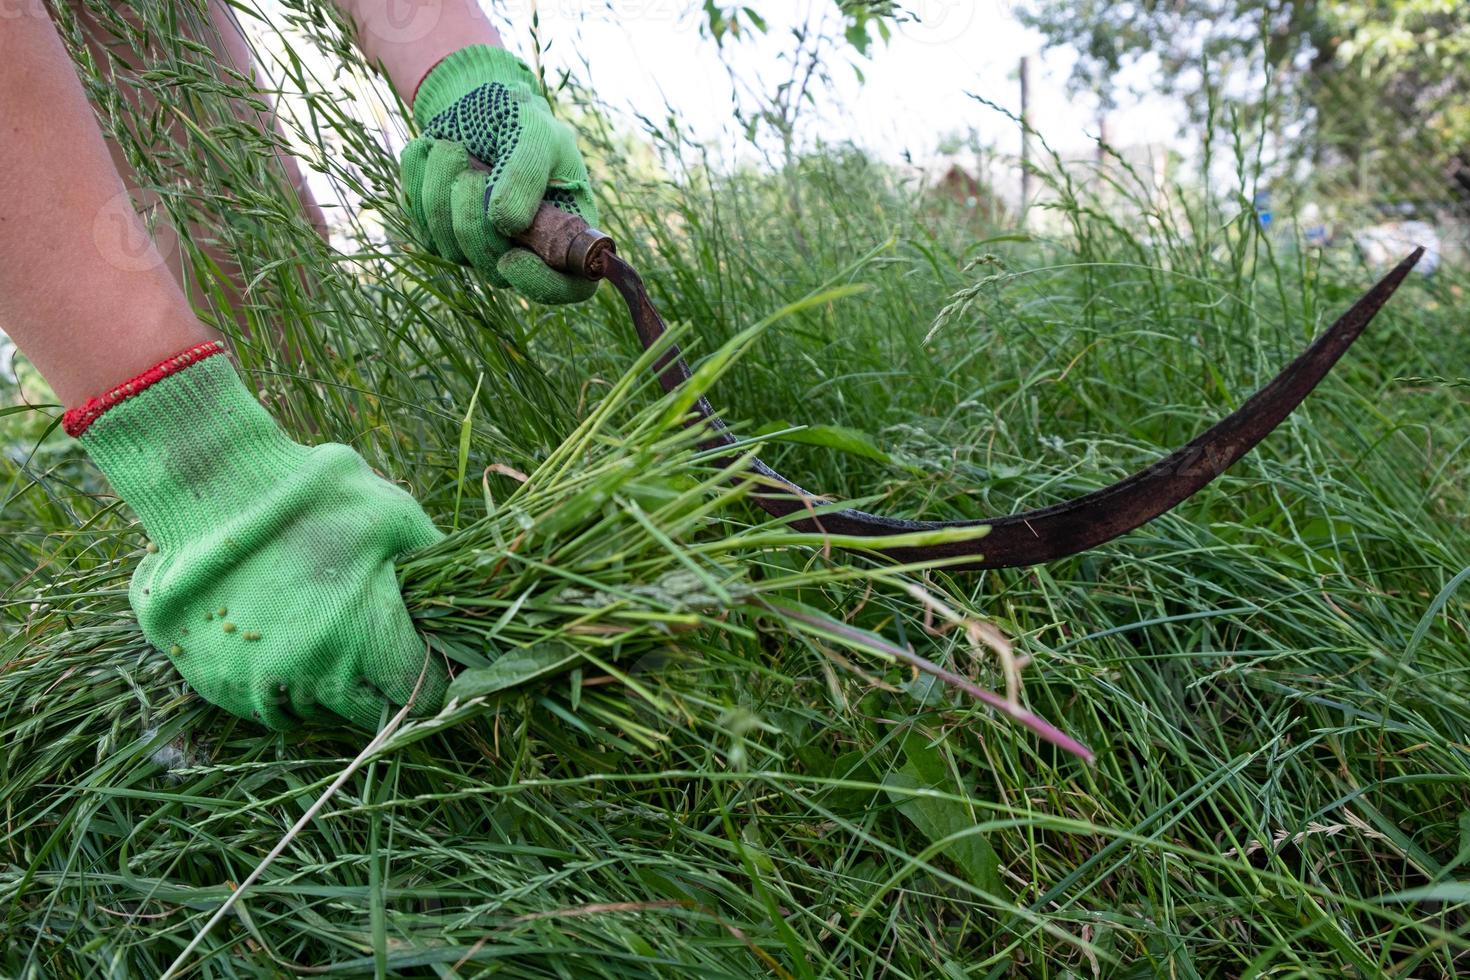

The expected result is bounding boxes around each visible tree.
[1017,0,1470,207]
[697,2,899,166]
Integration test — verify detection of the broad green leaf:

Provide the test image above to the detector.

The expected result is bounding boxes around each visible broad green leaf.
[883,731,1007,896]
[447,642,580,701]
[753,420,893,464]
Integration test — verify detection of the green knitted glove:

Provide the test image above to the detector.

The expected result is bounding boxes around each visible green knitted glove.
[65,343,447,731]
[402,45,598,305]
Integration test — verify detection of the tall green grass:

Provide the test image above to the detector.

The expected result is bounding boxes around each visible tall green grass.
[2,1,1468,975]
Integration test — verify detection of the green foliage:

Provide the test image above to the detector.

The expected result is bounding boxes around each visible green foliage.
[698,3,897,161]
[1018,0,1470,205]
[1326,0,1470,148]
[3,1,1470,976]
[700,1,895,55]
[1017,0,1322,103]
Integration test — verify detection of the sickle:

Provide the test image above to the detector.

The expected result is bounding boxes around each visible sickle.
[516,205,1421,569]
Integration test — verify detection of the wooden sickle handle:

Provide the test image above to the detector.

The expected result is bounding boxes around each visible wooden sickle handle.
[513,203,616,279]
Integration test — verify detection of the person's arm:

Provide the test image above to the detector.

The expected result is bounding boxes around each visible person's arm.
[331,0,601,305]
[0,14,446,731]
[0,12,213,405]
[327,0,503,103]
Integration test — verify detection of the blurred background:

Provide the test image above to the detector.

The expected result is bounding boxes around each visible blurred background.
[266,0,1469,270]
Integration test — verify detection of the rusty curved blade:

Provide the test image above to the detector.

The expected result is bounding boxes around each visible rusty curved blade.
[598,248,1422,569]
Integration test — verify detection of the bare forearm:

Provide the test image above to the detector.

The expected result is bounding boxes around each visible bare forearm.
[328,0,504,102]
[0,13,210,406]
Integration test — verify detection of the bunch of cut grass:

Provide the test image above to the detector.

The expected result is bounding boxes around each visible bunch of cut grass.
[389,303,1085,760]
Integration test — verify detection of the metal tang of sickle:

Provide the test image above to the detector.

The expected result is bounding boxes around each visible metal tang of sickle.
[515,204,1423,570]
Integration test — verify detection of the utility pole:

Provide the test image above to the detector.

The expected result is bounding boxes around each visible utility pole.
[1019,55,1032,225]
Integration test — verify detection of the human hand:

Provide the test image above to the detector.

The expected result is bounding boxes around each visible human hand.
[401,46,599,304]
[66,343,447,730]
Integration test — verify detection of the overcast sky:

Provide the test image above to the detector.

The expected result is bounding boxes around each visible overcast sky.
[482,1,1187,168]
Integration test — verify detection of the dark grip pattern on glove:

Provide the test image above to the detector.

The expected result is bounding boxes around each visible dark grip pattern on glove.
[402,45,599,304]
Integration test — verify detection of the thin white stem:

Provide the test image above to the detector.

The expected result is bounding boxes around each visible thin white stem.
[159,652,432,980]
